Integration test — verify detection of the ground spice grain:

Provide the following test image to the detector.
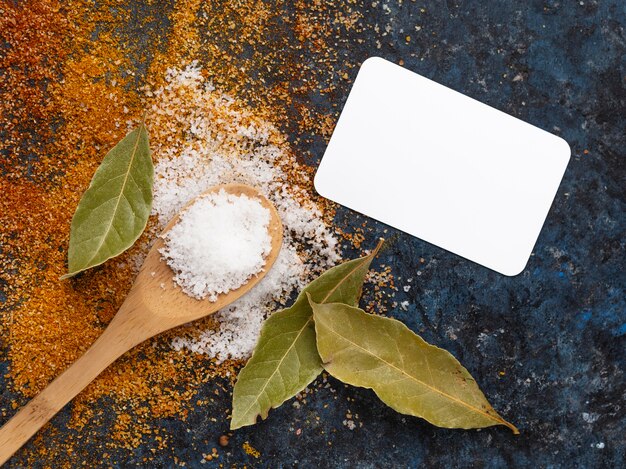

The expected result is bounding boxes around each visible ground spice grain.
[0,1,69,182]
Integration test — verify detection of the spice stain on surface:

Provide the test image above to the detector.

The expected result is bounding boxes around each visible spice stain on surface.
[0,0,386,465]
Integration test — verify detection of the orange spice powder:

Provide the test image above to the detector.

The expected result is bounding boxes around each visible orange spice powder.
[1,0,390,465]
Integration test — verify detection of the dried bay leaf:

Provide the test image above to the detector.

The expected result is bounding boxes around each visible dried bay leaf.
[62,124,153,278]
[230,239,384,430]
[309,298,519,433]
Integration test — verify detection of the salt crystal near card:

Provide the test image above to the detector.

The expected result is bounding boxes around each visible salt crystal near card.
[315,57,570,276]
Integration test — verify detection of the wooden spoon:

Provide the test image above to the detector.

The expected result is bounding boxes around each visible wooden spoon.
[0,183,283,465]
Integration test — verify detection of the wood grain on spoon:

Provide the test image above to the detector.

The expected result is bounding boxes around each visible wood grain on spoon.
[0,184,283,466]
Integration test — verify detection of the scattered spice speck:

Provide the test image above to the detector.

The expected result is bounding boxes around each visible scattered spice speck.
[242,441,261,458]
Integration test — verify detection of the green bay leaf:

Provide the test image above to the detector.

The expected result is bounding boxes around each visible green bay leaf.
[62,124,153,278]
[309,299,519,433]
[230,239,384,430]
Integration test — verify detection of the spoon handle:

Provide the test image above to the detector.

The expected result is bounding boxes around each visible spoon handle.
[0,303,153,466]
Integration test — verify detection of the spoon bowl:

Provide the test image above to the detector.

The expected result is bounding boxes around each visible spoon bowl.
[138,183,283,323]
[0,183,283,465]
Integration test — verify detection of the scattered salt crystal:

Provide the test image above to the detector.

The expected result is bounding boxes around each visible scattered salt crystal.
[148,64,340,362]
[160,190,271,301]
[343,419,357,430]
[403,285,410,292]
[582,412,599,423]
[400,301,410,311]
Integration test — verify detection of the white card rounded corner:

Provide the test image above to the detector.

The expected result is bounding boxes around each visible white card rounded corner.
[500,258,531,277]
[313,168,330,199]
[554,135,572,165]
[360,56,387,70]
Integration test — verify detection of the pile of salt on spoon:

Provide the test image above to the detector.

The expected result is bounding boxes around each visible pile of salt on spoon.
[160,189,272,302]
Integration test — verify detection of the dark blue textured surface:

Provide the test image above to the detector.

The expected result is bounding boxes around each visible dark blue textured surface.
[224,2,626,466]
[292,3,625,465]
[3,1,625,467]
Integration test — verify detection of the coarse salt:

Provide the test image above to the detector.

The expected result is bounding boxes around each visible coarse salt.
[160,190,272,301]
[145,63,341,362]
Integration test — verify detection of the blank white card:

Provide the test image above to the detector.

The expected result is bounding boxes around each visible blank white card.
[314,57,570,276]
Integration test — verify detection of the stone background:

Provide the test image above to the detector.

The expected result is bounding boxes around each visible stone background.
[2,0,624,467]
